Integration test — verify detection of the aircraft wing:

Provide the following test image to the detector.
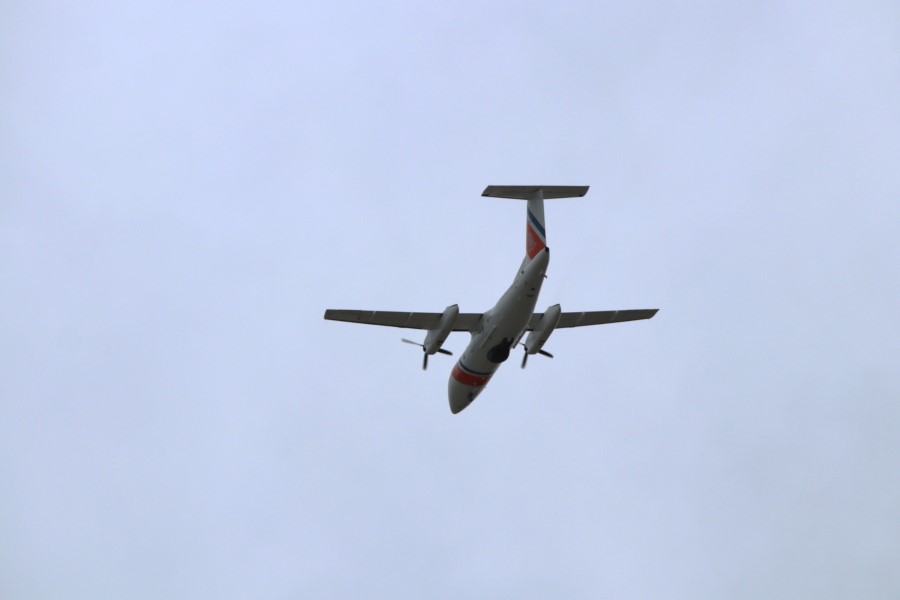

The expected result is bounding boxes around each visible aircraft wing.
[324,309,482,331]
[528,308,658,329]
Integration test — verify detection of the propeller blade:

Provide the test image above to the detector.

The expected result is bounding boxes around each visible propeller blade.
[402,339,449,368]
[521,351,528,369]
[538,349,554,358]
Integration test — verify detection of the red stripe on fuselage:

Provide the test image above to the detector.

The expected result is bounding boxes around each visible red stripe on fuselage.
[527,223,547,259]
[451,363,492,387]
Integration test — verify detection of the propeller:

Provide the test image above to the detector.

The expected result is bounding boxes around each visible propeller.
[521,347,554,369]
[402,339,452,371]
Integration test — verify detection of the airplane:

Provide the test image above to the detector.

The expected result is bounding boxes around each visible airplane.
[324,185,658,414]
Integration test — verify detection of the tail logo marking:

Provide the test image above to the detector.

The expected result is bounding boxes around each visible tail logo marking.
[526,208,547,259]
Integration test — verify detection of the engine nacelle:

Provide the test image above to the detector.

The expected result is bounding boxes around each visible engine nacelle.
[423,304,459,354]
[523,303,561,355]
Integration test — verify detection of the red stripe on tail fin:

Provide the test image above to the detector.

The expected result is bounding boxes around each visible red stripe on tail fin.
[527,223,547,259]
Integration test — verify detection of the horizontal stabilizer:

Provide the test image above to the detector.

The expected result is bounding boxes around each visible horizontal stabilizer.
[482,185,589,200]
[527,309,658,330]
[325,309,482,332]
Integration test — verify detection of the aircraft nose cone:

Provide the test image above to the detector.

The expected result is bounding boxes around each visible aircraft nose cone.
[448,378,475,414]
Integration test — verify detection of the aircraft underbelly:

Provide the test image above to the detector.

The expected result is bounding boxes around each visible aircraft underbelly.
[448,246,549,413]
[447,288,541,414]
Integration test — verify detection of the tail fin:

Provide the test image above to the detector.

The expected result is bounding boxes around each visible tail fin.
[482,185,589,260]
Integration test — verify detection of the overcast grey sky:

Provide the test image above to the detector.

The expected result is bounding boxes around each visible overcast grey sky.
[2,0,899,598]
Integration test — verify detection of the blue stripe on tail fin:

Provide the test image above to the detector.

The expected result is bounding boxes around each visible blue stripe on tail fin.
[525,191,546,260]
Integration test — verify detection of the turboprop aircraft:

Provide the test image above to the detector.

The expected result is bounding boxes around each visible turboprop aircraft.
[324,185,658,414]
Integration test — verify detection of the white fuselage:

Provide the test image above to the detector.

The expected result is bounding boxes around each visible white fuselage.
[448,247,550,413]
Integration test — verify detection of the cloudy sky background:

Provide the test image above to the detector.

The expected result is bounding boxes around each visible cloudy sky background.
[2,0,899,597]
